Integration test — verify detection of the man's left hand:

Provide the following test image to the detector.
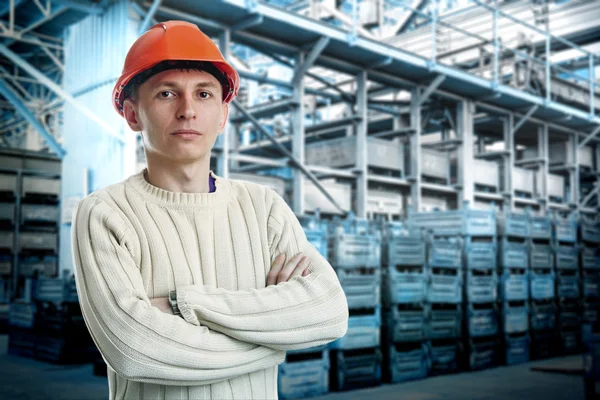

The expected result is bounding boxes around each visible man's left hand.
[151,297,173,315]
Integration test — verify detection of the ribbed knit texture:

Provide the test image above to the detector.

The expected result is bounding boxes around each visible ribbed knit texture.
[71,169,349,400]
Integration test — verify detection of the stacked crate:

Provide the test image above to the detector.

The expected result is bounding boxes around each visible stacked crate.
[327,213,382,391]
[408,205,497,373]
[0,171,17,331]
[278,213,330,400]
[498,212,530,365]
[380,222,429,383]
[8,277,95,364]
[462,227,499,370]
[19,175,60,280]
[580,216,600,327]
[32,278,95,364]
[426,237,463,375]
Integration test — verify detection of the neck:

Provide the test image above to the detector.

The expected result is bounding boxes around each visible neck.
[145,156,211,194]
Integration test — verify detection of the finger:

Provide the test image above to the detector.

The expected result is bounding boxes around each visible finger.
[276,253,305,284]
[302,269,310,277]
[267,254,286,286]
[290,257,311,279]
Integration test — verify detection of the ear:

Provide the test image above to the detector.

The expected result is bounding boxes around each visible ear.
[123,98,142,132]
[217,103,229,134]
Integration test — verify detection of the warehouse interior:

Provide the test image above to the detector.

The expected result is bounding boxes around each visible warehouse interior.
[0,0,599,399]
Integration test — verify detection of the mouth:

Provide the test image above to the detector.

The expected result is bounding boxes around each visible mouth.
[171,129,202,136]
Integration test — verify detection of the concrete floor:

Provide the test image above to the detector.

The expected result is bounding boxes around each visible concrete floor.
[0,334,585,400]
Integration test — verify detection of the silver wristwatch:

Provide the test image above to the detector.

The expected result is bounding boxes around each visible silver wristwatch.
[168,290,182,317]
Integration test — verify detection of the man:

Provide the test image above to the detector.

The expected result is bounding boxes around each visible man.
[72,21,348,400]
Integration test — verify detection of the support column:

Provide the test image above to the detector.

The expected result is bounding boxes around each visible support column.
[410,88,422,212]
[292,53,305,214]
[570,133,579,208]
[217,29,231,178]
[457,100,474,208]
[537,124,549,212]
[503,114,514,211]
[355,70,368,219]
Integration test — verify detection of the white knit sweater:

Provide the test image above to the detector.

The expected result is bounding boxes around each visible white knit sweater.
[71,170,349,400]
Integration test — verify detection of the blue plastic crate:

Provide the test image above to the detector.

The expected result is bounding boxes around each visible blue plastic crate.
[531,330,556,360]
[34,278,79,304]
[499,268,529,301]
[426,304,462,339]
[554,243,579,269]
[382,266,427,305]
[329,233,381,269]
[530,268,555,300]
[582,271,600,298]
[583,300,599,324]
[581,216,600,244]
[502,301,529,333]
[558,301,581,331]
[464,238,497,270]
[529,242,553,269]
[278,350,329,399]
[558,329,581,354]
[304,231,328,259]
[329,307,381,350]
[466,303,499,337]
[427,237,463,268]
[530,300,556,331]
[556,270,580,299]
[464,269,498,303]
[498,212,529,238]
[498,237,528,269]
[331,348,382,391]
[529,216,552,241]
[427,340,459,375]
[428,268,463,304]
[8,302,36,328]
[408,207,496,237]
[383,235,426,267]
[384,342,429,383]
[552,215,577,243]
[504,333,530,365]
[383,304,426,343]
[582,244,600,270]
[336,268,381,309]
[467,337,499,370]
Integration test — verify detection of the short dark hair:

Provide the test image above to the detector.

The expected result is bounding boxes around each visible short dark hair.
[123,60,230,102]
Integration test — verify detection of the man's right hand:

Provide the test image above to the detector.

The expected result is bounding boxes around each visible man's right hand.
[267,252,311,286]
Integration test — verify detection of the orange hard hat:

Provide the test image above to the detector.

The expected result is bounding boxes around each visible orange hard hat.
[112,20,239,116]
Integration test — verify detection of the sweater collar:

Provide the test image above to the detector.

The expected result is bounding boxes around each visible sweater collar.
[127,169,231,207]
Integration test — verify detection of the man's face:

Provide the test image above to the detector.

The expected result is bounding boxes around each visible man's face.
[123,69,229,163]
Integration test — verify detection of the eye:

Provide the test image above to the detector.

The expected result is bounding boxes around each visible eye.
[198,91,212,99]
[158,91,174,98]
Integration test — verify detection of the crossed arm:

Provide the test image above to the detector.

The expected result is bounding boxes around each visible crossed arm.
[72,191,347,385]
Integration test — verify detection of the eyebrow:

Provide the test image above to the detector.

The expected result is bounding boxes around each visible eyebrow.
[154,81,218,90]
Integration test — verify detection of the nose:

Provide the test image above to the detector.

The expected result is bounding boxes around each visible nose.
[176,93,196,120]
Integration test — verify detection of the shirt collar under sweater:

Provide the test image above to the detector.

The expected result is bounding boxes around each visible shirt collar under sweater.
[126,169,231,207]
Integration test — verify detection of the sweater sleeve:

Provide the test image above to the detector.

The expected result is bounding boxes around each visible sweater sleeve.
[71,196,284,386]
[175,190,349,351]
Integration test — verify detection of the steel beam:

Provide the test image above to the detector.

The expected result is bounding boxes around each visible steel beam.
[292,52,306,214]
[54,0,104,14]
[410,87,422,212]
[511,105,538,135]
[580,181,599,208]
[292,37,330,86]
[417,74,446,106]
[231,13,263,31]
[218,28,231,178]
[0,44,124,144]
[231,99,346,215]
[139,0,162,35]
[0,78,65,157]
[355,70,368,219]
[579,125,600,148]
[457,100,474,207]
